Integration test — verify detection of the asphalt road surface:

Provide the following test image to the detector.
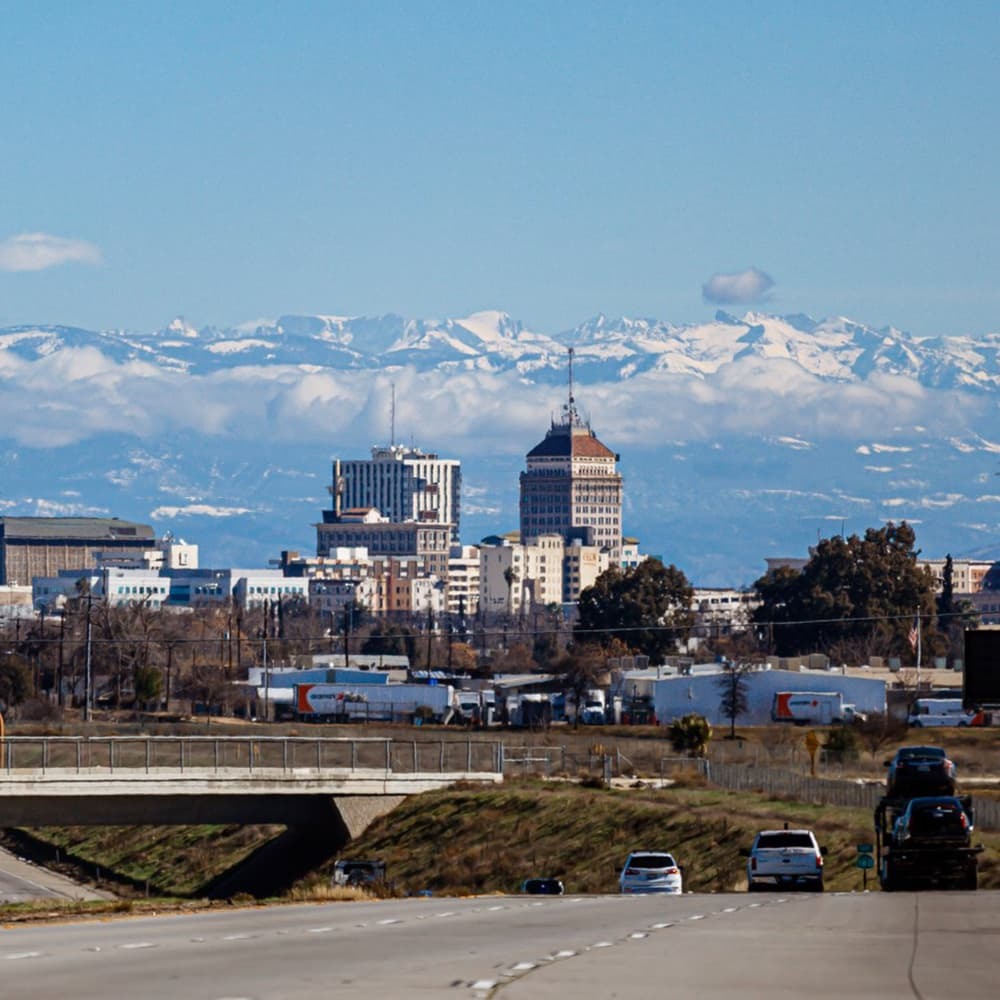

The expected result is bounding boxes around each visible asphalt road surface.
[0,891,995,999]
[0,848,107,904]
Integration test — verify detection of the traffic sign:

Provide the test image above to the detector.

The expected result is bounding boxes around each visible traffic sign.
[855,854,875,870]
[856,844,874,854]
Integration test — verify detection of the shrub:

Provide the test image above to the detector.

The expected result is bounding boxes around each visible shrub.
[668,714,712,758]
[823,725,859,764]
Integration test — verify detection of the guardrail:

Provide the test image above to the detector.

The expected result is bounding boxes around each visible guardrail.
[0,736,504,776]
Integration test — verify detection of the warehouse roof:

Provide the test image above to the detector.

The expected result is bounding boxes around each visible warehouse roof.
[0,517,155,542]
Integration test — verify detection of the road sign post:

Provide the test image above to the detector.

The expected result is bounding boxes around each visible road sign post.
[856,849,875,889]
[805,730,820,776]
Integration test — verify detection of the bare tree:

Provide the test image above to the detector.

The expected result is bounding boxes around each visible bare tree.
[716,660,754,739]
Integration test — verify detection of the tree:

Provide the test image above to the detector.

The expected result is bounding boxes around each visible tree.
[856,713,908,760]
[575,560,695,662]
[503,565,518,617]
[361,623,418,662]
[936,554,980,661]
[668,713,712,757]
[133,664,163,709]
[559,644,605,728]
[752,522,939,658]
[0,656,31,714]
[716,660,753,739]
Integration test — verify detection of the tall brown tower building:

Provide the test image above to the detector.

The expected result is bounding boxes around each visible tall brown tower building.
[519,350,623,563]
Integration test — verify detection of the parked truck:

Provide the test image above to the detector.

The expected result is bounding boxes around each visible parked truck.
[876,745,982,891]
[771,691,863,725]
[294,682,455,724]
[906,698,987,728]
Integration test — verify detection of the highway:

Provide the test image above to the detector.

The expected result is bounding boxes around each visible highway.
[0,847,107,904]
[0,891,995,999]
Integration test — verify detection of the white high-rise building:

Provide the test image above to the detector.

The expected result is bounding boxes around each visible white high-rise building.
[330,445,462,543]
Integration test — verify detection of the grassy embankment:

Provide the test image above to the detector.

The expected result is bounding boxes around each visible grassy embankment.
[2,723,998,921]
[5,776,998,924]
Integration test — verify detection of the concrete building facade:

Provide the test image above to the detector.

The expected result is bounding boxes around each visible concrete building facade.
[0,517,156,586]
[331,445,461,543]
[519,388,623,563]
[316,508,452,581]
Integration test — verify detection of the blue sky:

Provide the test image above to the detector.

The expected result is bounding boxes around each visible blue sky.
[2,2,999,337]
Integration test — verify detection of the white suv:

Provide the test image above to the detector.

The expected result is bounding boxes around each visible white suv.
[619,851,683,894]
[744,829,825,892]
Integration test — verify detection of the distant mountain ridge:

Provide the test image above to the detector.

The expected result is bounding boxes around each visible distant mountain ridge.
[2,307,1000,586]
[3,309,1000,389]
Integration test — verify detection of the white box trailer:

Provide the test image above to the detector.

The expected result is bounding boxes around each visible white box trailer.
[772,690,862,725]
[294,682,455,723]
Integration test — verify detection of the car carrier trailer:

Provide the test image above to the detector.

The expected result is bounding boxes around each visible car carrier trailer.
[875,795,982,891]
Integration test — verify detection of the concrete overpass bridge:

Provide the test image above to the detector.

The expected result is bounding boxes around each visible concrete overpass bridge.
[0,735,504,840]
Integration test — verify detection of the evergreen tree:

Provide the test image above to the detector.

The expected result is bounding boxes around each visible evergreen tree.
[752,522,938,658]
[575,559,694,662]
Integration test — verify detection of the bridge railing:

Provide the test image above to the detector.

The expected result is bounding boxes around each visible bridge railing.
[0,736,504,776]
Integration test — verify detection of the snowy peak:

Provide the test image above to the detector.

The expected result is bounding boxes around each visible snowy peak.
[1,310,999,391]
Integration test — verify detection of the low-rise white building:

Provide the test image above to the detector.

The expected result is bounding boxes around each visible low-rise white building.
[447,544,481,616]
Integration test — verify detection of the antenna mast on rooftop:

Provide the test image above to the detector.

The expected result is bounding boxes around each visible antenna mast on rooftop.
[565,347,580,426]
[390,382,396,447]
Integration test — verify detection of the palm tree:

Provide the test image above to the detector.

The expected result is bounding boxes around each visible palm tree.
[503,565,518,617]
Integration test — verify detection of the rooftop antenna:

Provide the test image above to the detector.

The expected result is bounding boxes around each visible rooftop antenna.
[565,347,579,426]
[390,382,396,447]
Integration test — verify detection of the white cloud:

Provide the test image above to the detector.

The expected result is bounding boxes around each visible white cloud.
[702,267,774,304]
[0,232,102,272]
[151,504,253,518]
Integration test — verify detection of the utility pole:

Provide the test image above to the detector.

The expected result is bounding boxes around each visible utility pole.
[343,600,352,670]
[57,613,65,708]
[83,592,93,723]
[426,604,434,671]
[262,598,270,722]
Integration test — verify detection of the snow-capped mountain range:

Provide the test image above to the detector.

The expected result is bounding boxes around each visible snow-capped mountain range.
[1,308,999,586]
[4,309,1000,389]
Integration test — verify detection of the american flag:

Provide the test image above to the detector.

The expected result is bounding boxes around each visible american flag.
[908,618,920,651]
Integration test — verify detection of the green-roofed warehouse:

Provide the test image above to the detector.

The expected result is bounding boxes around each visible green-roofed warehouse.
[0,517,156,586]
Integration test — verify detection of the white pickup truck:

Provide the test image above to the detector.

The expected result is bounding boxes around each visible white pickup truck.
[743,828,826,892]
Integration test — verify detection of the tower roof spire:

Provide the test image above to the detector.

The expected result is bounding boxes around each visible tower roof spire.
[562,347,582,428]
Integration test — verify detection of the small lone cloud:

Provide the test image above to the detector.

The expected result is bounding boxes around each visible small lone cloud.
[702,266,774,305]
[0,232,102,272]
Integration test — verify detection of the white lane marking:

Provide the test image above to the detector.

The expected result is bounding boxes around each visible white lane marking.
[119,942,156,950]
[650,922,673,929]
[591,941,613,949]
[436,911,456,918]
[530,901,545,907]
[721,907,738,913]
[190,937,206,942]
[5,952,43,961]
[377,918,401,925]
[748,902,762,908]
[222,934,253,941]
[688,914,705,921]
[308,927,334,934]
[488,905,505,911]
[471,980,496,991]
[509,962,536,972]
[552,950,576,959]
[629,932,647,939]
